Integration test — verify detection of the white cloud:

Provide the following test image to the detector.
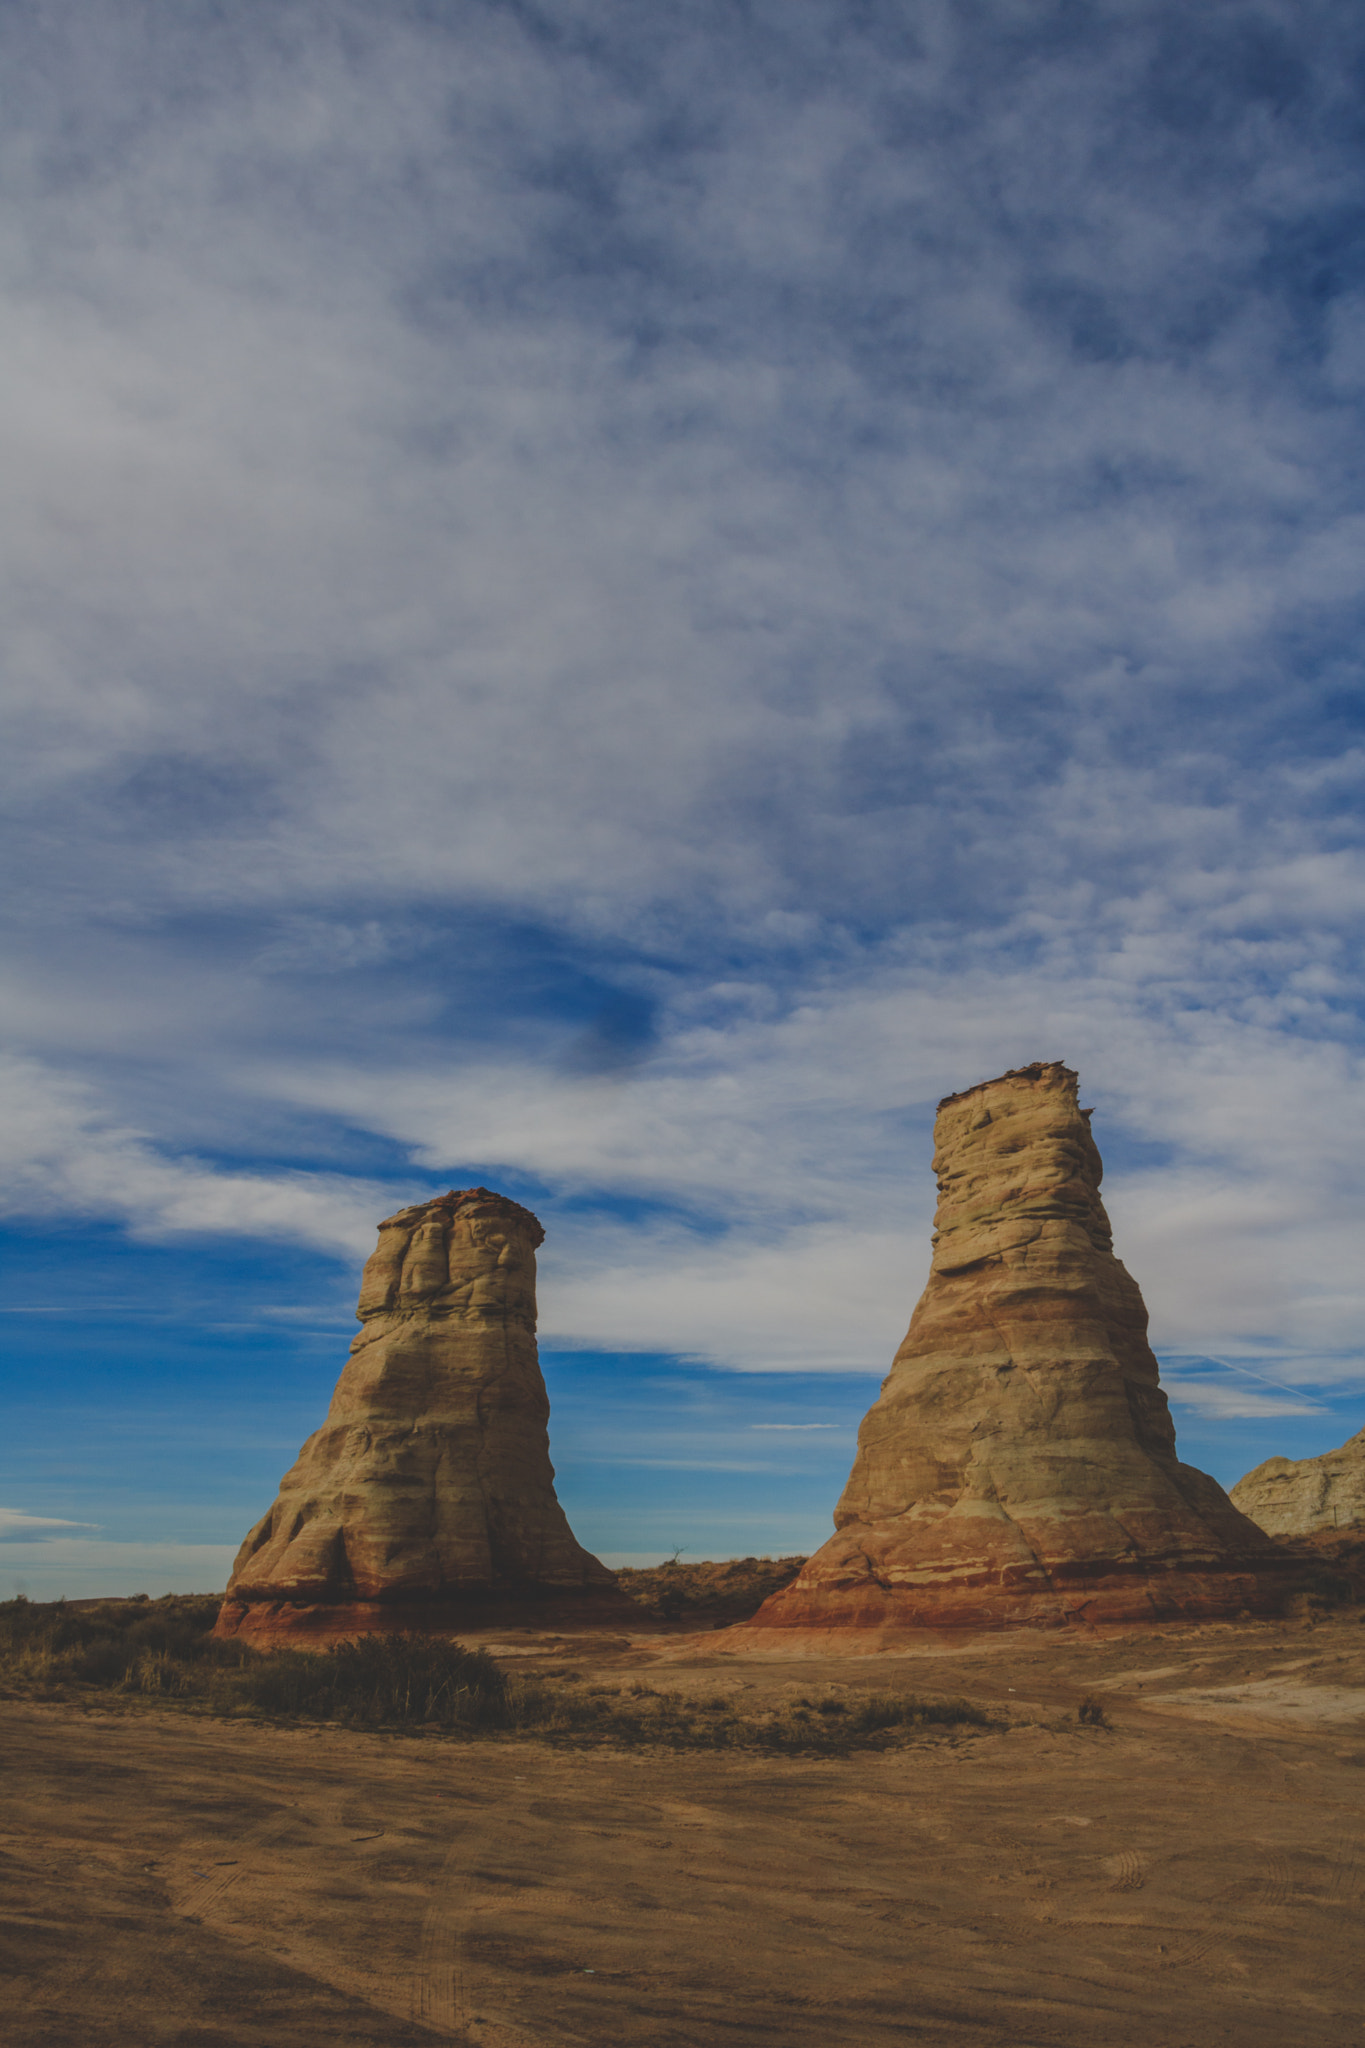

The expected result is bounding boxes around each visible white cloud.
[229,958,1365,1377]
[1,5,1362,945]
[0,1508,98,1543]
[0,1053,392,1256]
[1164,1384,1326,1422]
[5,941,1359,1386]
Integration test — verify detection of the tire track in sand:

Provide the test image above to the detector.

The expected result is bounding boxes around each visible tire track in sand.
[410,1808,560,2047]
[170,1806,309,1920]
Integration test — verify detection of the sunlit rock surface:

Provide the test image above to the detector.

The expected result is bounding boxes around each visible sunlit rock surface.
[752,1062,1287,1631]
[1232,1427,1365,1538]
[214,1188,630,1646]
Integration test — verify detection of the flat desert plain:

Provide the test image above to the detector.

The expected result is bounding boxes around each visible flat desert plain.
[4,1612,1365,2048]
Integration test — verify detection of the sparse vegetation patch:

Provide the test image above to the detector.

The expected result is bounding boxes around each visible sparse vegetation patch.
[0,1595,993,1751]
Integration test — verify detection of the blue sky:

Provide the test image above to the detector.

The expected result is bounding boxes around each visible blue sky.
[3,1,1364,1595]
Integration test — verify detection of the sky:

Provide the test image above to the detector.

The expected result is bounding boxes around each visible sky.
[3,0,1364,1597]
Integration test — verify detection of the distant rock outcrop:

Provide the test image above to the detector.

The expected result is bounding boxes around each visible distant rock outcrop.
[751,1063,1287,1631]
[1231,1428,1365,1538]
[214,1189,631,1646]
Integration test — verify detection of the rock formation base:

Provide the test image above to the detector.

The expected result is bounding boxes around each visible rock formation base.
[215,1587,636,1651]
[744,1562,1282,1635]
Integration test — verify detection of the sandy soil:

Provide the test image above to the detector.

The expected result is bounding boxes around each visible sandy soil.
[4,1611,1365,2047]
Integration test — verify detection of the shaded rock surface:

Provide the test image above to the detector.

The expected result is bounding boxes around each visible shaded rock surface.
[215,1189,630,1646]
[1231,1427,1365,1537]
[753,1063,1287,1631]
[616,1556,808,1625]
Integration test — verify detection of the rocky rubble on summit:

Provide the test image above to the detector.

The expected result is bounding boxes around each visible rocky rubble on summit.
[1232,1425,1365,1538]
[215,1188,630,1647]
[752,1062,1288,1632]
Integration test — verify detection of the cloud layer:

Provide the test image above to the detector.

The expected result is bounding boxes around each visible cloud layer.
[2,1,1364,1461]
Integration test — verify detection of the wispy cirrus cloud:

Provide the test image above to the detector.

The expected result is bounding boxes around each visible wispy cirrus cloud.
[0,1508,99,1543]
[1165,1386,1327,1422]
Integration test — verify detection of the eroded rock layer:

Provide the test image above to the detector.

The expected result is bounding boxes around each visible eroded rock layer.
[753,1063,1287,1631]
[214,1189,630,1646]
[1231,1428,1365,1538]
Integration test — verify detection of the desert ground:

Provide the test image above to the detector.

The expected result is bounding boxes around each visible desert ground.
[4,1610,1365,2048]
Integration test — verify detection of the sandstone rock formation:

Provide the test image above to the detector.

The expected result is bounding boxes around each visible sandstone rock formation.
[752,1063,1287,1631]
[1231,1427,1365,1538]
[214,1188,630,1646]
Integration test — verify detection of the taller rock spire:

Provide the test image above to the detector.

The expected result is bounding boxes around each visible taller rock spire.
[754,1062,1285,1629]
[215,1188,628,1645]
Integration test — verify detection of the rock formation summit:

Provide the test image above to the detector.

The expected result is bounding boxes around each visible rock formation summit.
[753,1063,1286,1632]
[1231,1427,1365,1538]
[215,1188,629,1646]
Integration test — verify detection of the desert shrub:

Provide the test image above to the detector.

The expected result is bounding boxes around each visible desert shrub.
[1077,1696,1110,1728]
[505,1684,993,1754]
[753,1693,991,1754]
[230,1634,511,1730]
[0,1593,242,1691]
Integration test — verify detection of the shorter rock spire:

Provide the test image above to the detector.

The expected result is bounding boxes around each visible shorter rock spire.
[215,1188,629,1645]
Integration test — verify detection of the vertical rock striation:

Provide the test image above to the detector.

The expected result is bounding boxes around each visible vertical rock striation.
[1231,1427,1365,1537]
[214,1188,629,1646]
[753,1063,1286,1631]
